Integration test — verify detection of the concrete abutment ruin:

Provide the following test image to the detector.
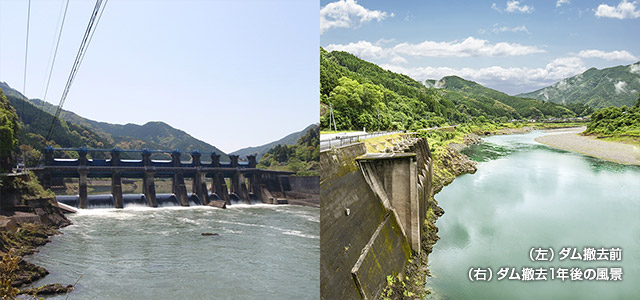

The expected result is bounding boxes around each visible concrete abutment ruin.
[320,134,433,299]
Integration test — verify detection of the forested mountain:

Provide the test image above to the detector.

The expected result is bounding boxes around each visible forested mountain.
[321,48,459,131]
[0,82,227,162]
[0,83,111,151]
[231,124,317,160]
[436,76,579,119]
[320,48,582,131]
[517,62,640,108]
[0,82,227,160]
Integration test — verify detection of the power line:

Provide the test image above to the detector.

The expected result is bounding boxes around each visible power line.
[23,0,31,95]
[47,0,108,141]
[42,0,70,102]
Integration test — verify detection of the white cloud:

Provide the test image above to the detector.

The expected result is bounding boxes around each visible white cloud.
[327,37,544,61]
[320,0,390,34]
[379,57,586,93]
[614,81,628,93]
[578,49,638,61]
[556,0,570,7]
[595,0,640,19]
[492,1,535,13]
[325,40,388,59]
[393,37,544,57]
[492,1,534,13]
[390,56,408,64]
[630,63,640,74]
[507,1,534,13]
[490,25,530,34]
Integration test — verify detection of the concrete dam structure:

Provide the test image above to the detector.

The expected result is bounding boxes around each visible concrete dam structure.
[320,134,433,300]
[34,147,295,209]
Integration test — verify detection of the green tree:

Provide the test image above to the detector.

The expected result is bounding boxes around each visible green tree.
[0,88,19,171]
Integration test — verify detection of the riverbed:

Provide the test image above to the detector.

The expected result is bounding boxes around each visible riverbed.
[426,130,640,299]
[27,204,319,299]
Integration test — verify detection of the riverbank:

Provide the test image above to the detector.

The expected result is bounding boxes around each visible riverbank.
[0,200,74,297]
[535,127,640,165]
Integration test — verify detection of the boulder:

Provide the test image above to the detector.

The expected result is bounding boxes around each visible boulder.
[0,216,18,233]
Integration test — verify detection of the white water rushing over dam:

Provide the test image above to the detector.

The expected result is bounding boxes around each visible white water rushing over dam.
[27,204,319,299]
[426,131,640,299]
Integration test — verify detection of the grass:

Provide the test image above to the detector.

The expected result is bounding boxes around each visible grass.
[362,133,403,153]
[585,134,640,147]
[533,122,587,129]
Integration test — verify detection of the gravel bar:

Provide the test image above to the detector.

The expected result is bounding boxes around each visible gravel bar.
[535,127,640,165]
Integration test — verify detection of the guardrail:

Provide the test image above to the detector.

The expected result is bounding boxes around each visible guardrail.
[320,131,405,151]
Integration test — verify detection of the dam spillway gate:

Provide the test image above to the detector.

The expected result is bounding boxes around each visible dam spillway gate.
[32,147,293,209]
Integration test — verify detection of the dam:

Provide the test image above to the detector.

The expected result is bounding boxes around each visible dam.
[32,147,297,209]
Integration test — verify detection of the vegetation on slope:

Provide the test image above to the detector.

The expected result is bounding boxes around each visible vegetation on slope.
[320,48,585,132]
[231,124,317,160]
[438,75,578,119]
[517,62,640,108]
[26,97,226,157]
[0,88,19,171]
[584,94,640,144]
[257,124,319,175]
[1,82,229,164]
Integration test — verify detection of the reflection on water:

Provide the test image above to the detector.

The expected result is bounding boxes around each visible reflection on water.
[28,205,319,299]
[427,131,640,299]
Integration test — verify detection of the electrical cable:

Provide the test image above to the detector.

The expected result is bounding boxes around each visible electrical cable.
[42,0,70,102]
[46,0,107,141]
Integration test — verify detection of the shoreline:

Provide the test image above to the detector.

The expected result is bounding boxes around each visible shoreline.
[535,127,640,166]
[0,201,74,297]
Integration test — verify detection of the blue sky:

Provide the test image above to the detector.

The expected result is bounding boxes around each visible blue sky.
[321,0,640,94]
[0,0,318,153]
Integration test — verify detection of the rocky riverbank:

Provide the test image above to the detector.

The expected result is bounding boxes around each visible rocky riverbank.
[0,198,74,298]
[383,134,480,299]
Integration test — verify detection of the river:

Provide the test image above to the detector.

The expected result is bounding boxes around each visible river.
[28,204,319,299]
[426,130,640,299]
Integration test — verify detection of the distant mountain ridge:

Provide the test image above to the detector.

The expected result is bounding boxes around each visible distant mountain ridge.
[0,81,227,158]
[517,62,640,108]
[230,124,318,160]
[320,48,582,133]
[433,75,576,119]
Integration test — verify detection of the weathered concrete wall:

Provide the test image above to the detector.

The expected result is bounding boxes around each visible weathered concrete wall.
[321,136,433,300]
[357,153,421,252]
[288,176,320,191]
[321,143,412,300]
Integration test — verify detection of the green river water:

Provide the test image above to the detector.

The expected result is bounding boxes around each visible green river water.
[27,204,319,299]
[426,130,640,299]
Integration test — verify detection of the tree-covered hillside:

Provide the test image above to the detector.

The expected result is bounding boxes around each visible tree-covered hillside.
[518,62,640,108]
[257,124,319,175]
[320,48,583,131]
[321,48,459,131]
[25,97,226,157]
[438,75,577,119]
[0,82,227,160]
[584,95,640,142]
[0,88,19,171]
[230,124,317,160]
